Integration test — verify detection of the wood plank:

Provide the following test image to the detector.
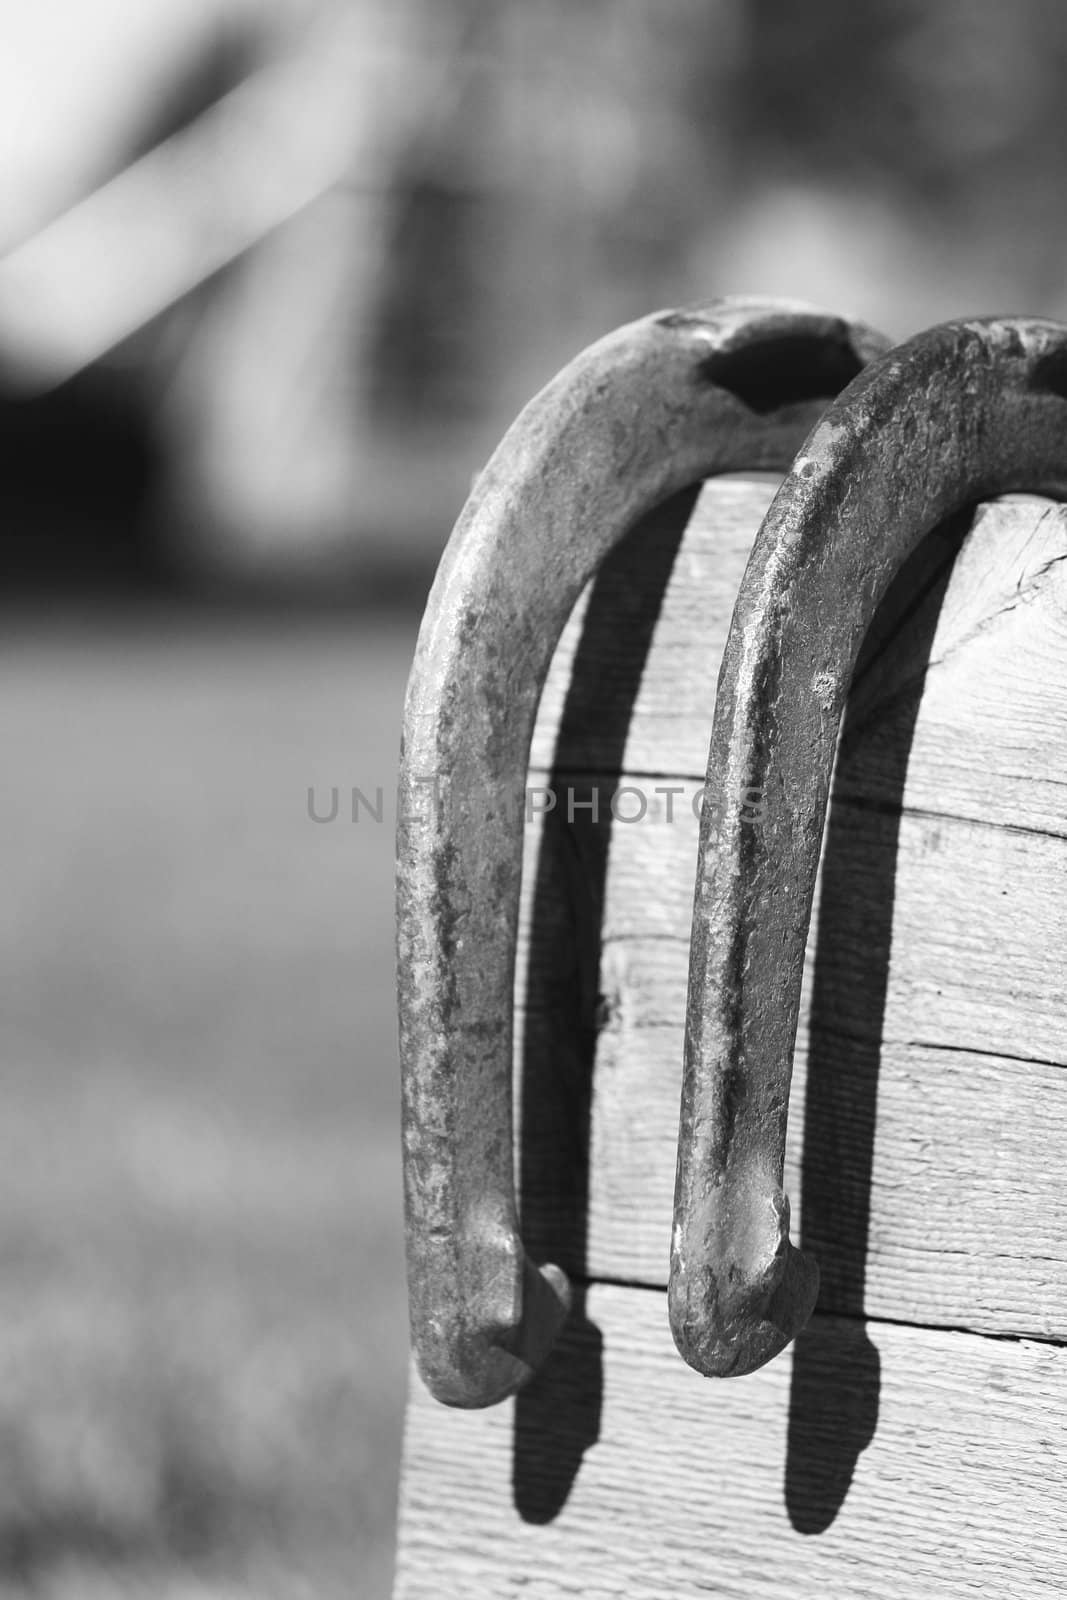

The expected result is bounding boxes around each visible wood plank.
[513,479,1067,1339]
[528,474,782,779]
[530,480,1067,829]
[395,1283,1067,1599]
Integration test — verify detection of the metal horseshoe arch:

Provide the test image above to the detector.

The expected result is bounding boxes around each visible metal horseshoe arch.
[669,317,1067,1381]
[397,297,889,1407]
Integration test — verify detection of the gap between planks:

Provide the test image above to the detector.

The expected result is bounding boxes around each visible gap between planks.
[555,1271,1067,1353]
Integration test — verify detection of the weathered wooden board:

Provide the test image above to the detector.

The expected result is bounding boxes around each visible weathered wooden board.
[515,479,1067,1339]
[395,1284,1067,1599]
[514,790,1067,1336]
[529,480,1067,832]
[396,477,1067,1596]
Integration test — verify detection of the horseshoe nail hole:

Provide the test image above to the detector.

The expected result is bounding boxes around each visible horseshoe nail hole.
[796,458,819,479]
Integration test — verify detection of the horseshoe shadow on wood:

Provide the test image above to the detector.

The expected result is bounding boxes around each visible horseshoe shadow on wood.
[784,509,971,1533]
[510,487,698,1523]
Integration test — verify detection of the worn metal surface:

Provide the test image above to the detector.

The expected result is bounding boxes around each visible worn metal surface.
[670,317,1067,1380]
[396,296,889,1407]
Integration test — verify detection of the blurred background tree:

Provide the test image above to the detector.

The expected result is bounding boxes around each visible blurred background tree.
[4,0,1066,588]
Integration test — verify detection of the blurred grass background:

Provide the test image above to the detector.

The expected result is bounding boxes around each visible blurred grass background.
[2,0,1067,1595]
[0,612,410,1597]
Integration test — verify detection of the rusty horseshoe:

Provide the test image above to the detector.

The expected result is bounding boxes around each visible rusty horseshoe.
[669,317,1067,1380]
[397,297,889,1407]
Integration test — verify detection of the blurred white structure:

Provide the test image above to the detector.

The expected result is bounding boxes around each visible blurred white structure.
[3,0,1066,582]
[0,0,470,577]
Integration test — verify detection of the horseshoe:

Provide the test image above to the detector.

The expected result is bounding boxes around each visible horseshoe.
[669,316,1067,1380]
[397,296,888,1406]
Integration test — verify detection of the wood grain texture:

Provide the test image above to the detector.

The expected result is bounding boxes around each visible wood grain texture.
[516,478,1067,1339]
[395,1284,1067,1600]
[396,477,1067,1595]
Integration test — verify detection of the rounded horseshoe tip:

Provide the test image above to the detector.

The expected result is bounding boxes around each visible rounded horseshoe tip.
[417,1258,572,1409]
[669,1240,819,1379]
[669,1188,819,1377]
[510,1259,572,1369]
